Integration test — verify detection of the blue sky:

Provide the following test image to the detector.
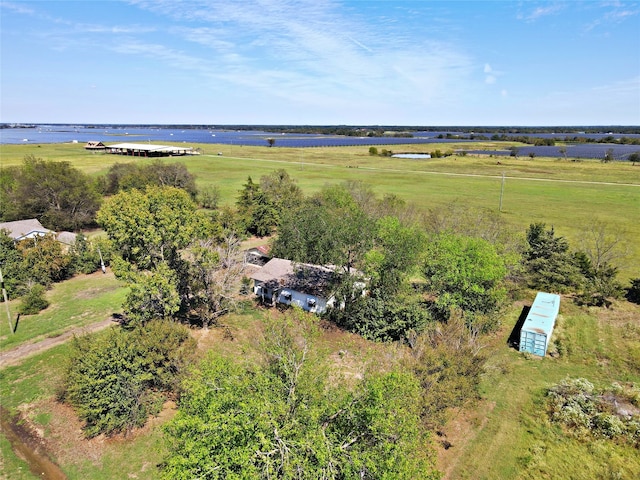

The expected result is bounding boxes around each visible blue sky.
[1,0,639,125]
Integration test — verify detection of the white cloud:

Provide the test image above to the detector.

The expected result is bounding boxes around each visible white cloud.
[120,0,476,112]
[584,2,639,31]
[484,63,501,84]
[518,3,564,22]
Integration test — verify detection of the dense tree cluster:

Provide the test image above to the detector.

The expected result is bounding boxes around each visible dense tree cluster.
[99,160,197,198]
[97,185,245,327]
[523,223,625,306]
[0,230,109,307]
[234,170,303,237]
[61,320,196,437]
[0,155,101,230]
[162,313,439,479]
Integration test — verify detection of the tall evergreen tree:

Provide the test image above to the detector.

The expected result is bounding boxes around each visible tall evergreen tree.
[524,223,581,293]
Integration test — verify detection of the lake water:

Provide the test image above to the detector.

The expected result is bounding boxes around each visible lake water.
[0,126,461,148]
[1,125,638,160]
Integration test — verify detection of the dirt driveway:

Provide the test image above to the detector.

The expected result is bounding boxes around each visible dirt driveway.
[0,318,118,369]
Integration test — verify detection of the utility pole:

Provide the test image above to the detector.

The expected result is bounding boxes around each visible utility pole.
[0,267,13,334]
[499,172,506,212]
[97,247,106,274]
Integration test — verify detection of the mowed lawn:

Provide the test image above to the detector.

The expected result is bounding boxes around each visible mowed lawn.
[2,142,639,280]
[0,272,127,352]
[443,299,640,480]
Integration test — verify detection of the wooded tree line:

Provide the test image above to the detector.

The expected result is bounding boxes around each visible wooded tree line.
[0,156,199,230]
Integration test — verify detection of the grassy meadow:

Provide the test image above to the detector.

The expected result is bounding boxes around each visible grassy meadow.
[0,272,127,352]
[444,299,640,480]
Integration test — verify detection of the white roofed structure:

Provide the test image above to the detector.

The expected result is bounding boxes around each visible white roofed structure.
[0,219,54,241]
[105,143,198,157]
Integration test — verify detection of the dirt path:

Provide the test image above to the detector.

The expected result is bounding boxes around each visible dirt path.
[0,318,118,369]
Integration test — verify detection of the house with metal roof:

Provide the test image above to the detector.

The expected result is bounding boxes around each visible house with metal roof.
[250,258,340,314]
[105,143,197,157]
[0,219,77,246]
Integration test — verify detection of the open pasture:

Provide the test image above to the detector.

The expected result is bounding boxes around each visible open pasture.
[1,142,639,279]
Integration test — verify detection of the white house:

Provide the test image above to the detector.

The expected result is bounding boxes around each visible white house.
[250,258,338,314]
[0,219,77,246]
[0,219,54,242]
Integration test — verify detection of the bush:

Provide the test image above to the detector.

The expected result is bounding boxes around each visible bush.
[18,284,49,315]
[546,377,640,444]
[61,320,196,437]
[197,185,221,209]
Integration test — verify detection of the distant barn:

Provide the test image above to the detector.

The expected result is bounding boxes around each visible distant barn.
[519,292,561,357]
[105,143,197,157]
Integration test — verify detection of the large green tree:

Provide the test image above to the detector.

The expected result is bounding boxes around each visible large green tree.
[17,234,73,287]
[123,262,181,325]
[1,155,101,230]
[259,169,303,212]
[272,184,375,274]
[162,313,437,479]
[97,186,209,271]
[101,160,197,198]
[423,233,507,327]
[0,230,27,297]
[236,176,279,237]
[364,216,425,294]
[524,223,581,293]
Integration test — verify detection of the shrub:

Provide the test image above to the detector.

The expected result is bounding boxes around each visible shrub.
[61,320,196,437]
[546,377,640,444]
[197,186,221,210]
[18,284,49,315]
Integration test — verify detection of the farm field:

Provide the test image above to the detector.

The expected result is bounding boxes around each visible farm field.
[2,142,639,279]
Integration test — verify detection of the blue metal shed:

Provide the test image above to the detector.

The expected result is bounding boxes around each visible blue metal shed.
[519,292,561,357]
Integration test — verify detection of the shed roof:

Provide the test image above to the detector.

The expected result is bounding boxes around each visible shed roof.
[522,292,560,336]
[0,219,54,241]
[56,231,78,245]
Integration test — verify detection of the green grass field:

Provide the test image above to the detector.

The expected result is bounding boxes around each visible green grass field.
[0,272,127,352]
[443,299,640,480]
